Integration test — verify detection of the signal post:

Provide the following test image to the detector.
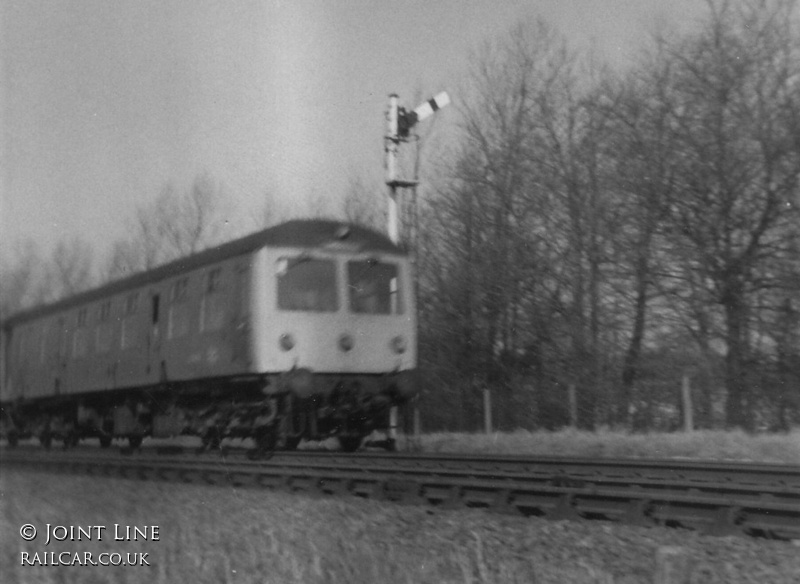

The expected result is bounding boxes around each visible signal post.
[383,91,449,447]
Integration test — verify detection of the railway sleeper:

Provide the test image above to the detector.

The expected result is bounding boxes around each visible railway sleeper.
[649,502,742,534]
[227,471,260,488]
[490,489,521,516]
[153,468,185,483]
[350,479,384,499]
[548,493,583,522]
[705,506,747,537]
[423,485,463,509]
[177,469,202,484]
[741,514,800,540]
[317,477,352,496]
[287,475,320,494]
[508,492,560,518]
[381,478,423,505]
[459,486,501,509]
[567,495,656,526]
[624,498,656,527]
[256,473,292,491]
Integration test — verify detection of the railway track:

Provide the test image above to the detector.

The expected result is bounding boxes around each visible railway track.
[2,445,799,540]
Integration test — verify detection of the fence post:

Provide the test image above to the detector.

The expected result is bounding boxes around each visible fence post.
[681,375,694,432]
[483,388,492,434]
[568,384,577,428]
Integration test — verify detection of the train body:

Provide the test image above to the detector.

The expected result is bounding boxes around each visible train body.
[0,219,417,451]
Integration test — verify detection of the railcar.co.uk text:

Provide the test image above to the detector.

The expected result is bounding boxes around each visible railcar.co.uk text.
[18,524,158,567]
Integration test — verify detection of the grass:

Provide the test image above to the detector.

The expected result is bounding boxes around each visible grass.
[0,471,545,584]
[2,469,799,584]
[401,428,800,464]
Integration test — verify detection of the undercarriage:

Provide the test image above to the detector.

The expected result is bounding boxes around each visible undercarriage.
[0,371,414,454]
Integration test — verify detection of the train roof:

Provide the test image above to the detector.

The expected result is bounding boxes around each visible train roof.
[3,219,404,328]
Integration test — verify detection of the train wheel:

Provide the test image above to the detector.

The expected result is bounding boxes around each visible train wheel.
[339,435,362,453]
[99,435,112,448]
[39,431,53,450]
[251,426,277,460]
[201,427,222,451]
[63,432,80,449]
[284,433,302,451]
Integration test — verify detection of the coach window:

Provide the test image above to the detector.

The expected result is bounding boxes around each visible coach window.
[347,260,403,315]
[57,317,68,360]
[121,293,139,349]
[276,257,338,312]
[201,268,225,332]
[29,325,39,364]
[168,277,190,338]
[26,325,36,364]
[235,264,250,319]
[39,321,49,364]
[73,308,88,358]
[96,301,112,354]
[15,326,28,366]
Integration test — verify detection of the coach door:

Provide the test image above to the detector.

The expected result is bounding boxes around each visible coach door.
[54,317,67,395]
[231,264,251,366]
[148,293,164,381]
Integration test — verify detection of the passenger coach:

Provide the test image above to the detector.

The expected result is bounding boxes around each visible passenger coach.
[0,219,417,452]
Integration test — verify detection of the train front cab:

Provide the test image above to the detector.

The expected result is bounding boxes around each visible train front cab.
[251,244,417,449]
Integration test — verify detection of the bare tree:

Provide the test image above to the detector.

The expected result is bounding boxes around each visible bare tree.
[420,20,597,429]
[103,173,230,281]
[596,42,685,427]
[342,173,385,231]
[660,0,800,429]
[418,2,800,432]
[0,241,47,318]
[44,237,95,300]
[0,236,96,318]
[258,188,285,230]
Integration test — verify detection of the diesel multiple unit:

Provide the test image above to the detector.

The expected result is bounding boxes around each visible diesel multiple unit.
[0,219,417,452]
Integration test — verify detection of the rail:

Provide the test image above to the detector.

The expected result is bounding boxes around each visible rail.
[2,447,798,540]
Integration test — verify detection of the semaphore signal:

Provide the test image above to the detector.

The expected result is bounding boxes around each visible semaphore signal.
[383,91,450,446]
[397,92,451,139]
[384,91,450,242]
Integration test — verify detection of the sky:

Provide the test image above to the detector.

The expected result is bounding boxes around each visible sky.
[1,0,708,266]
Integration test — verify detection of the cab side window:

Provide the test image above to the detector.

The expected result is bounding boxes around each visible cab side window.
[347,260,403,315]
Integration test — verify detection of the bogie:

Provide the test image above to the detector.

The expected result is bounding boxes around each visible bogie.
[39,430,53,450]
[339,435,363,453]
[63,432,80,449]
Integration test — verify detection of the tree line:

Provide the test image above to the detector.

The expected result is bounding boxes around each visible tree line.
[414,0,800,432]
[0,173,237,317]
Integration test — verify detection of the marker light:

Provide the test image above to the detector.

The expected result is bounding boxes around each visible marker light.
[338,333,354,352]
[390,335,407,354]
[279,333,295,351]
